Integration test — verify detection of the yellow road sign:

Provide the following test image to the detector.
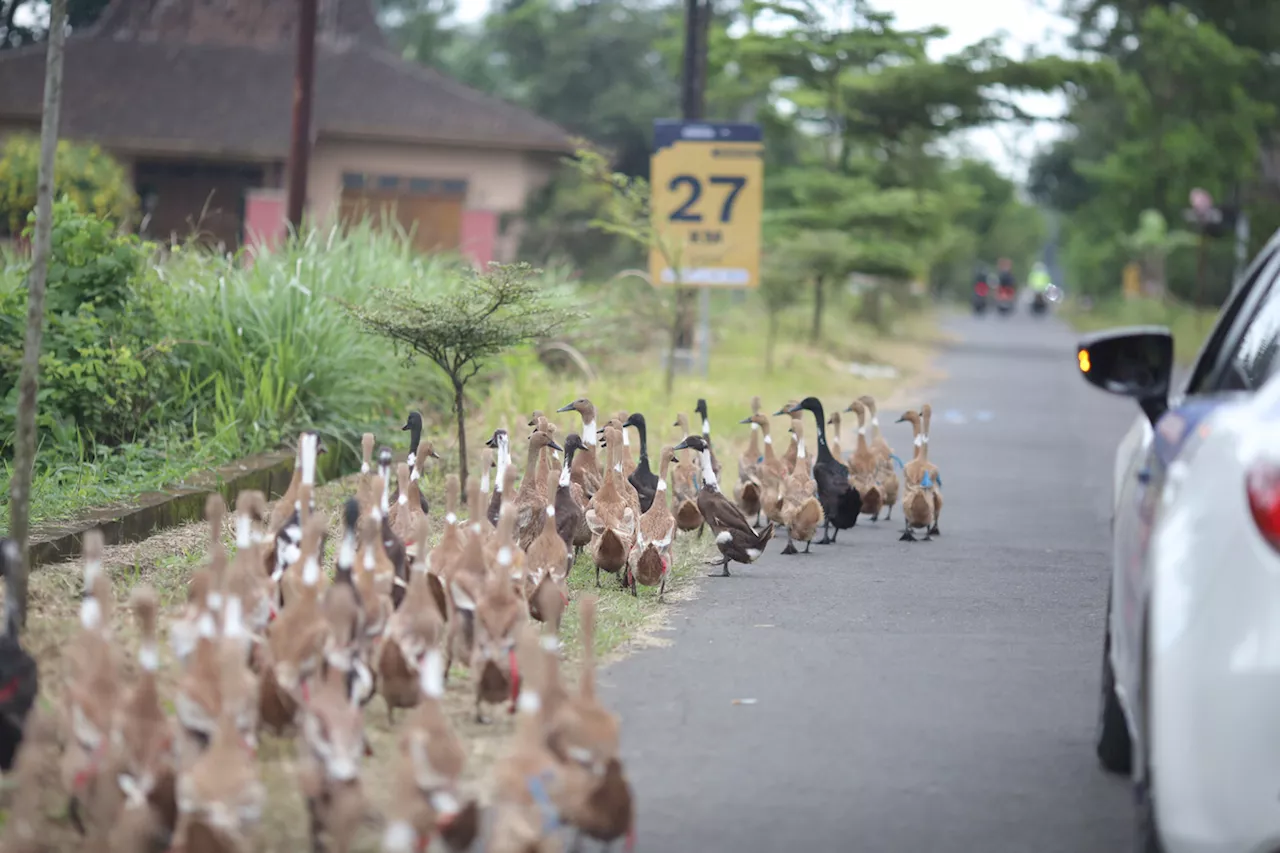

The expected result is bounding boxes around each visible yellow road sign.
[649,120,763,288]
[1123,262,1141,298]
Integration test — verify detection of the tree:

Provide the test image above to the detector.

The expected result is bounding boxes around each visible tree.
[344,262,574,482]
[8,0,65,629]
[758,254,800,373]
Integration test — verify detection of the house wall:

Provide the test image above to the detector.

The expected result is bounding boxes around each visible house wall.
[308,139,558,262]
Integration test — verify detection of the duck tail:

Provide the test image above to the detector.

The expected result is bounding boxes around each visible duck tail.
[755,521,775,548]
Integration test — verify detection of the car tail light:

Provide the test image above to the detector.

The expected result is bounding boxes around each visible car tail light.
[974,281,989,297]
[1247,462,1280,549]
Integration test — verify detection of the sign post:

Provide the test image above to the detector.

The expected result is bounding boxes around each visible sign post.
[649,120,764,291]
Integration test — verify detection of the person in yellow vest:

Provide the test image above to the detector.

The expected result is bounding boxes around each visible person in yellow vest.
[1029,262,1051,294]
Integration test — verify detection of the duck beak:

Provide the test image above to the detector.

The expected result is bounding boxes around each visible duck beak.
[772,408,788,416]
[738,417,752,424]
[484,435,498,449]
[317,440,329,455]
[895,415,907,423]
[673,439,690,452]
[400,422,410,431]
[428,448,440,459]
[548,440,564,453]
[556,403,575,413]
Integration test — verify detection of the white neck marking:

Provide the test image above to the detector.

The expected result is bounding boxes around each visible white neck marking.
[583,420,598,446]
[699,448,720,490]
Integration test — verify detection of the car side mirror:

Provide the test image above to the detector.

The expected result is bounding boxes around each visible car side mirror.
[1077,326,1174,426]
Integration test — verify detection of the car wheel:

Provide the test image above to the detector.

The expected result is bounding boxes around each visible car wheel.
[1096,590,1133,774]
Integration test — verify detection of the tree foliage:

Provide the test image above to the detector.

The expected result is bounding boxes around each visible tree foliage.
[1031,2,1279,303]
[0,135,137,235]
[343,262,575,482]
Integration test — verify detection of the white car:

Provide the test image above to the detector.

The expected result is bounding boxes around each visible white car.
[1080,229,1280,853]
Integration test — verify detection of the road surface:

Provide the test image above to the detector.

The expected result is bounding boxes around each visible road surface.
[601,310,1136,852]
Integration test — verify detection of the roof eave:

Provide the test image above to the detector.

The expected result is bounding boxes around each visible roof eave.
[319,127,574,155]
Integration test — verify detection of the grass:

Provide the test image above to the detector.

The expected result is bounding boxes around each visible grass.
[1061,294,1218,366]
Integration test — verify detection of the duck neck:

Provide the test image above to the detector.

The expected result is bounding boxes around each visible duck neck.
[746,422,760,459]
[634,418,649,465]
[807,404,834,463]
[407,423,422,464]
[855,413,871,455]
[911,420,924,461]
[495,437,510,492]
[791,436,808,477]
[517,442,542,499]
[699,447,720,492]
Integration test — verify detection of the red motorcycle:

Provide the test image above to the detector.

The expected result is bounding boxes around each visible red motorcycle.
[972,279,990,315]
[995,283,1016,315]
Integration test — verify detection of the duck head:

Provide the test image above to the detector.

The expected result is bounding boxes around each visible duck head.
[484,428,508,451]
[673,435,709,454]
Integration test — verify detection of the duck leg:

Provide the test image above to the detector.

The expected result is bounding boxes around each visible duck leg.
[885,505,893,521]
[781,531,797,555]
[803,539,812,554]
[595,566,601,588]
[307,796,324,853]
[658,572,667,603]
[817,519,834,545]
[697,522,706,539]
[830,527,841,543]
[708,554,731,577]
[899,518,915,542]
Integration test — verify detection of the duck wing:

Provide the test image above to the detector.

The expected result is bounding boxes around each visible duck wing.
[696,487,757,539]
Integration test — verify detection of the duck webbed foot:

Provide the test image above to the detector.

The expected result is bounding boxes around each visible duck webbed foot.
[899,528,916,542]
[802,540,812,554]
[781,538,797,555]
[708,558,731,577]
[928,524,941,536]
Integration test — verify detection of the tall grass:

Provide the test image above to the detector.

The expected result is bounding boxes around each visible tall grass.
[151,222,464,456]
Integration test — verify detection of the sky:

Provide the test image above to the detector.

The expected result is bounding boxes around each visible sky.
[451,0,1078,181]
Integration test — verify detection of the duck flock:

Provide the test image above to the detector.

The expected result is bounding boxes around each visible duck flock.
[0,392,943,853]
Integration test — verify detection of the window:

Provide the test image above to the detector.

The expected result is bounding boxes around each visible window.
[1225,281,1280,391]
[1188,238,1280,395]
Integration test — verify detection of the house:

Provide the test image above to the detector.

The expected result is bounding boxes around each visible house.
[0,0,572,264]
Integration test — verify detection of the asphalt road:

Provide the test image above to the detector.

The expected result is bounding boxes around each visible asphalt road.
[600,309,1139,852]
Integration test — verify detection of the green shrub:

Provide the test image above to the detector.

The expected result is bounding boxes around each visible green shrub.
[0,198,170,447]
[0,135,137,235]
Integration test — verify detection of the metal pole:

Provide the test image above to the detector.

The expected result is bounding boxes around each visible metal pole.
[286,0,318,231]
[681,0,701,122]
[683,0,712,375]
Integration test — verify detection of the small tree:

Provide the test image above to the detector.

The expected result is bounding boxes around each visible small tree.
[565,144,690,397]
[345,262,573,482]
[776,229,859,341]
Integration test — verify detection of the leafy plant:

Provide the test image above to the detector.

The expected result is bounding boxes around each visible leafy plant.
[0,135,136,235]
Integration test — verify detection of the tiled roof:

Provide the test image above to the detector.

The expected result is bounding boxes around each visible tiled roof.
[0,0,572,157]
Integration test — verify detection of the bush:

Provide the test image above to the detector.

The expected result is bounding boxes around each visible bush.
[0,198,169,447]
[0,135,137,235]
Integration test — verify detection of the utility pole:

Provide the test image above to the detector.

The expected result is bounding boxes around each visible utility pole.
[681,0,713,375]
[286,0,318,231]
[8,0,68,629]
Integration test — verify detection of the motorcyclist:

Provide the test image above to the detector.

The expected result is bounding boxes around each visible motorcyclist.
[997,258,1016,292]
[1029,262,1051,295]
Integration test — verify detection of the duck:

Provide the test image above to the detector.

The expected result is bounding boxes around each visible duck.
[859,394,900,521]
[297,662,371,853]
[555,434,592,561]
[826,410,845,463]
[484,625,563,853]
[844,399,885,521]
[526,465,571,631]
[895,409,936,542]
[779,420,824,555]
[741,410,787,529]
[401,411,435,514]
[671,435,774,577]
[920,403,944,536]
[670,414,705,534]
[784,397,861,543]
[514,429,565,550]
[485,429,512,526]
[610,411,638,479]
[622,413,659,513]
[556,398,604,498]
[734,396,765,526]
[380,646,477,853]
[775,400,802,474]
[630,446,679,599]
[585,427,638,588]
